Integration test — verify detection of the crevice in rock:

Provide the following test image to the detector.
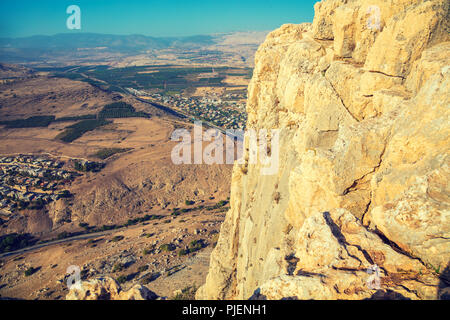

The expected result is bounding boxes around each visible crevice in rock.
[362,199,372,218]
[372,228,428,268]
[322,212,403,277]
[366,69,406,80]
[285,253,299,276]
[395,284,420,299]
[365,289,412,300]
[325,77,360,123]
[331,266,365,273]
[343,142,387,197]
[323,211,364,265]
[248,288,267,300]
[295,269,327,278]
[342,180,358,195]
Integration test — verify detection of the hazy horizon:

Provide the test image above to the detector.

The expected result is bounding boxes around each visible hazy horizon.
[0,0,317,38]
[0,30,270,40]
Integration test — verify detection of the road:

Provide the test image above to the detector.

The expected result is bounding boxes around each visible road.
[0,227,126,259]
[136,97,244,141]
[66,72,244,141]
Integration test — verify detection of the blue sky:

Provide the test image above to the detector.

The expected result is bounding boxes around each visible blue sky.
[0,0,317,38]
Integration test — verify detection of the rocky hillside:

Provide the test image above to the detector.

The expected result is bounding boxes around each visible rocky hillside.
[66,276,159,300]
[197,0,449,300]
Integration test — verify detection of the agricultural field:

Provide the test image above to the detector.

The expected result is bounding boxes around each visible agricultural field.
[34,65,252,96]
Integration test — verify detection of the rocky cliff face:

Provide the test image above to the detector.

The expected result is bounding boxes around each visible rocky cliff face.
[66,276,159,300]
[197,0,450,300]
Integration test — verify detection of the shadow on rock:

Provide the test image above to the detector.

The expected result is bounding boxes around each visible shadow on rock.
[438,262,450,300]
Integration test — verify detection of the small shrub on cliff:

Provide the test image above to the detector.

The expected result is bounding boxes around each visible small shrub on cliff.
[111,235,124,242]
[159,243,176,252]
[142,248,153,255]
[57,231,72,240]
[116,275,128,284]
[24,267,38,277]
[171,210,181,216]
[138,265,149,273]
[216,200,228,207]
[210,233,220,248]
[188,239,205,252]
[273,192,281,204]
[112,263,124,273]
[171,285,198,300]
[79,222,89,229]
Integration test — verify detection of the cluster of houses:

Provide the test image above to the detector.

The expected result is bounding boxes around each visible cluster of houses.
[0,155,76,214]
[128,88,247,130]
[0,186,65,213]
[0,155,63,167]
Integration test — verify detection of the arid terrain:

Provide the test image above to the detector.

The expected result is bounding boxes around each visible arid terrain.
[0,204,226,299]
[3,0,448,302]
[0,31,268,68]
[0,65,234,299]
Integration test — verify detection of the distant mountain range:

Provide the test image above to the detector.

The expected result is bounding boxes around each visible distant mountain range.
[0,31,269,67]
[0,33,215,50]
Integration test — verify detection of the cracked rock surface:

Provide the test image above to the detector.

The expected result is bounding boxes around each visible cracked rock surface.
[197,0,450,300]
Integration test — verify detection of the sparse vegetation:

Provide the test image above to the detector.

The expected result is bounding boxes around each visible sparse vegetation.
[188,239,205,252]
[138,265,149,273]
[171,210,181,216]
[28,198,45,210]
[79,222,90,229]
[0,233,37,253]
[74,160,104,172]
[216,200,228,207]
[124,214,162,227]
[57,231,73,240]
[116,275,128,284]
[0,115,55,128]
[141,272,160,284]
[205,200,228,211]
[58,190,73,198]
[111,235,124,242]
[429,263,442,275]
[143,248,153,255]
[96,224,118,232]
[159,243,176,252]
[210,233,220,248]
[112,263,125,273]
[98,102,150,119]
[92,148,132,160]
[177,239,206,256]
[24,266,38,277]
[54,114,97,122]
[172,285,198,300]
[56,119,112,143]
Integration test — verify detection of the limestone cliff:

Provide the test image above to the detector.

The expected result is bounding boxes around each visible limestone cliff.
[197,0,450,300]
[66,276,159,300]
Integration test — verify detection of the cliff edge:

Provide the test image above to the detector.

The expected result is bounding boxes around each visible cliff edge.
[197,0,450,300]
